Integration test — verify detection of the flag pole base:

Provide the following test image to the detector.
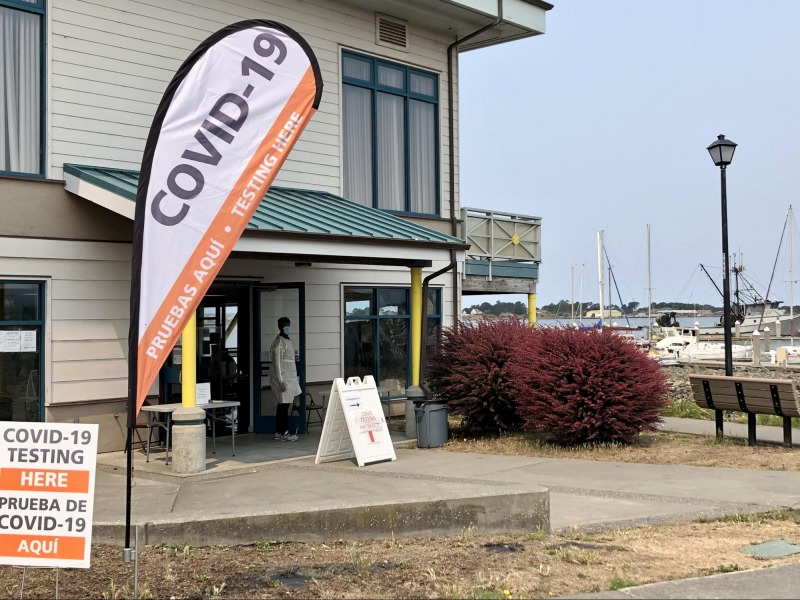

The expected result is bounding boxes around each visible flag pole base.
[171,407,207,474]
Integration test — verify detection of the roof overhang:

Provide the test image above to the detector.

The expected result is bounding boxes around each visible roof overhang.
[64,165,467,269]
[340,0,551,50]
[65,170,135,220]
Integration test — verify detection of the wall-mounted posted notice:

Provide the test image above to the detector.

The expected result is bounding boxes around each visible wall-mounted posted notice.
[315,375,397,467]
[0,422,99,568]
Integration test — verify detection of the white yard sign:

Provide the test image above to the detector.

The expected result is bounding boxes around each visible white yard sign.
[315,376,397,466]
[0,423,99,568]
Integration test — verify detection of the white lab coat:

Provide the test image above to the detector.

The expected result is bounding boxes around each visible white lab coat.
[269,335,301,404]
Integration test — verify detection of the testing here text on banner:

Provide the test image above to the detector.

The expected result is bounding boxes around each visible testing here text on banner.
[130,20,322,414]
[0,423,99,569]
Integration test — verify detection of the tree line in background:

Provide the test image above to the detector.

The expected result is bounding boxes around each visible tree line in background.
[464,300,735,316]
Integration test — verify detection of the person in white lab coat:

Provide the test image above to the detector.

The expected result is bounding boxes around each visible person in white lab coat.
[269,317,301,441]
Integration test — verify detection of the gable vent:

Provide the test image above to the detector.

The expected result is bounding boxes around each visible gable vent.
[376,14,407,49]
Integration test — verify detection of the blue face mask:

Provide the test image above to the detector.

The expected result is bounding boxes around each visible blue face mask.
[283,326,293,335]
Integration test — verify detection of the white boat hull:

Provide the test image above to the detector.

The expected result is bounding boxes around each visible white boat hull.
[699,314,800,336]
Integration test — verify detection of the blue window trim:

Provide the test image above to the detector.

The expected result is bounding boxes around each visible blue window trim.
[0,279,46,421]
[0,0,46,178]
[342,50,440,216]
[343,286,442,384]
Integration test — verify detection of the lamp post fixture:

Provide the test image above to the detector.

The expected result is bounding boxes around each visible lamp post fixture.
[707,133,737,439]
[707,134,737,376]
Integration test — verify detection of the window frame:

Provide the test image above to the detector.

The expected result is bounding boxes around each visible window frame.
[0,0,46,178]
[0,279,46,421]
[342,50,440,217]
[342,286,442,386]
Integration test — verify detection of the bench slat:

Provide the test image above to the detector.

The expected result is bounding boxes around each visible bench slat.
[694,390,800,417]
[688,381,795,401]
[688,374,796,387]
[688,385,800,408]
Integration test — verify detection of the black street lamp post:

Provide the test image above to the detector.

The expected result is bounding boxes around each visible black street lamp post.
[707,133,737,439]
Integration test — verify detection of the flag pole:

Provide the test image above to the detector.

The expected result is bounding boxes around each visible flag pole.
[124,311,138,561]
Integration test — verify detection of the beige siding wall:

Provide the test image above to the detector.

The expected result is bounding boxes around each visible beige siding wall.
[47,0,458,219]
[0,237,132,409]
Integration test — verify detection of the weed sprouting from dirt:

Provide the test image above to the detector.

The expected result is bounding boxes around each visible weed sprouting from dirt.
[349,550,371,575]
[608,573,637,590]
[706,563,741,575]
[256,540,280,551]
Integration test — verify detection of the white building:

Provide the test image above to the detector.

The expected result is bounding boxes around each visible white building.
[0,0,549,451]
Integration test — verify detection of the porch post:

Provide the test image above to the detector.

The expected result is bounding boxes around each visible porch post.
[182,312,197,407]
[411,267,422,386]
[174,310,206,474]
[528,289,537,328]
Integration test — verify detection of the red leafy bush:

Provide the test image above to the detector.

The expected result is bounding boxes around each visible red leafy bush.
[428,319,534,434]
[511,327,669,445]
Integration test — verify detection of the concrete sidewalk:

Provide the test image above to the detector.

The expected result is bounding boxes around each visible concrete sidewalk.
[92,418,800,598]
[564,563,800,599]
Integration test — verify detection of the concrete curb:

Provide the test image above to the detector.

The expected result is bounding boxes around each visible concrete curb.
[94,488,549,546]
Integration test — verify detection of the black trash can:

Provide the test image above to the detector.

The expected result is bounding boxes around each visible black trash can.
[414,402,449,448]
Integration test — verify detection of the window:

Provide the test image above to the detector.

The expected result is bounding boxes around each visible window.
[342,51,439,215]
[343,287,441,389]
[0,281,45,422]
[0,0,43,176]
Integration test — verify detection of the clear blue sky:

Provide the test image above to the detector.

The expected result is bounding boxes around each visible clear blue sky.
[459,0,800,310]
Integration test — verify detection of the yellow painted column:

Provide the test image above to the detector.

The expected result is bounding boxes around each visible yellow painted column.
[528,292,537,328]
[181,311,197,407]
[410,267,422,386]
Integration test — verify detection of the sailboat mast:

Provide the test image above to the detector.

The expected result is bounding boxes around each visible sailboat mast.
[579,264,584,325]
[571,265,575,323]
[791,206,794,346]
[647,224,652,339]
[597,230,605,329]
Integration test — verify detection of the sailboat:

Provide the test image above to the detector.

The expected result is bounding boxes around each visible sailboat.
[593,230,645,343]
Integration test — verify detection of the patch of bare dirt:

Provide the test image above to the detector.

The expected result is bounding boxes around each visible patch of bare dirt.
[3,513,800,599]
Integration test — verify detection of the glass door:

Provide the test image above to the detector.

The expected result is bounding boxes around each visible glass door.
[254,284,305,434]
[193,285,251,434]
[0,281,44,422]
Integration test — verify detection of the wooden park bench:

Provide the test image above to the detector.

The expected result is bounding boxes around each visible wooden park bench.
[688,374,800,447]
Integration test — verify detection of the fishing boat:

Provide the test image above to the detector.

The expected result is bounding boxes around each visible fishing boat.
[649,325,749,363]
[659,208,800,337]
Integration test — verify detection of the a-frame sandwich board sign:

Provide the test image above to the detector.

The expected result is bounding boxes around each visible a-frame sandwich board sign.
[315,375,397,467]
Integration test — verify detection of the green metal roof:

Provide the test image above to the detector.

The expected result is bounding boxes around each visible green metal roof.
[63,164,465,246]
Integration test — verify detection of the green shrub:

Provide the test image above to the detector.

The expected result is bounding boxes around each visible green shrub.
[512,328,669,445]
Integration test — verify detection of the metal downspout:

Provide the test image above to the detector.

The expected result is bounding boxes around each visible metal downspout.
[447,0,504,330]
[420,257,458,389]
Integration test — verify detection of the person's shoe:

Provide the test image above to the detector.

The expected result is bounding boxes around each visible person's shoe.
[274,433,282,440]
[281,431,298,442]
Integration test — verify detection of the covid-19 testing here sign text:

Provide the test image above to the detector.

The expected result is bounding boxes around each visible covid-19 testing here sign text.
[0,423,98,568]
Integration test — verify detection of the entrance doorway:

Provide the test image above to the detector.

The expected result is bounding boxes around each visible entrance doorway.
[254,284,305,434]
[194,284,251,434]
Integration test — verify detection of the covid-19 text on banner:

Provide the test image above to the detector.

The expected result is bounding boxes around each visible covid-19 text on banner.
[0,422,98,569]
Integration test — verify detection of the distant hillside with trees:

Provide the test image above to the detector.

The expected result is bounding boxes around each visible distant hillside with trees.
[464,299,724,317]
